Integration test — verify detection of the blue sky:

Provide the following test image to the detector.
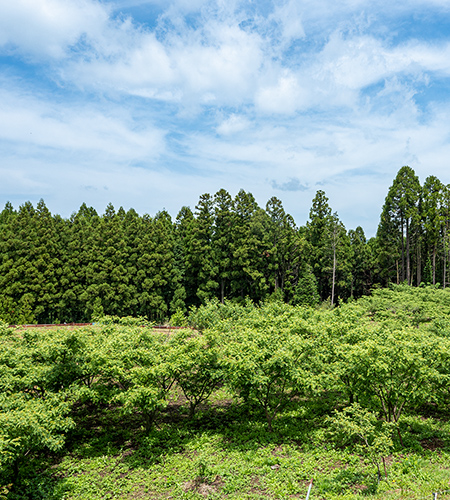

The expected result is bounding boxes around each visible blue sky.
[1,0,450,236]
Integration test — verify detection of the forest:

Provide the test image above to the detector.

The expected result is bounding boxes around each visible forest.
[1,165,449,325]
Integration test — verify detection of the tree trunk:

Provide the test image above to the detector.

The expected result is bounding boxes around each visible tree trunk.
[406,218,411,285]
[443,229,447,288]
[331,235,336,306]
[444,257,447,289]
[448,240,450,289]
[401,216,405,282]
[416,239,421,286]
[396,426,404,447]
[432,246,437,285]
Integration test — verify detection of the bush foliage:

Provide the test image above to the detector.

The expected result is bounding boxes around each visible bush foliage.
[2,285,450,497]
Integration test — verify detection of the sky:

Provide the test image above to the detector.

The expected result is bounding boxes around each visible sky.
[1,0,450,236]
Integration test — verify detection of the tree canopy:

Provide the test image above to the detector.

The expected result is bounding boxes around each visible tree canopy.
[1,167,449,323]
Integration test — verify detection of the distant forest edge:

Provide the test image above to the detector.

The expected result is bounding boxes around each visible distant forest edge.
[1,166,449,324]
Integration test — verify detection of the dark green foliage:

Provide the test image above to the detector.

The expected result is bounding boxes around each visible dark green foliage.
[3,168,450,322]
[0,183,352,320]
[306,192,353,303]
[377,166,421,286]
[212,189,234,303]
[292,263,319,306]
[348,226,371,298]
[230,191,268,301]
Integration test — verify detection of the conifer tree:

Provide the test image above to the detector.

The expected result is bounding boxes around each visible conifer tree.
[121,208,142,315]
[0,202,19,322]
[422,176,444,285]
[265,197,302,301]
[231,190,266,301]
[441,185,450,288]
[306,191,352,302]
[173,206,195,310]
[212,189,234,303]
[185,194,217,304]
[377,166,421,285]
[66,203,100,320]
[348,226,371,298]
[136,211,177,320]
[306,190,333,300]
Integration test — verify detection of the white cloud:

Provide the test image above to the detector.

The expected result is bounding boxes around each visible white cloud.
[216,114,250,135]
[4,0,449,114]
[67,18,265,106]
[0,0,109,59]
[255,72,308,114]
[270,0,305,47]
[0,87,165,160]
[314,32,450,93]
[170,22,263,101]
[69,31,174,91]
[403,41,450,74]
[166,95,450,234]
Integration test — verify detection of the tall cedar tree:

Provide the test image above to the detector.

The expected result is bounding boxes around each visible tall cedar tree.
[187,194,217,304]
[213,189,234,303]
[173,206,195,310]
[377,166,421,286]
[306,192,352,303]
[422,176,444,285]
[231,190,267,301]
[265,197,302,301]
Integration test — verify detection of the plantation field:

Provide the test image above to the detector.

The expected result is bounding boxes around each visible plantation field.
[12,391,450,500]
[3,286,450,499]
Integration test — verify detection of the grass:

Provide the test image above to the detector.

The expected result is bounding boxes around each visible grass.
[4,388,450,500]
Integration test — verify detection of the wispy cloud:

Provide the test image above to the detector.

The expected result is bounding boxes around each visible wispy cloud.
[0,0,110,59]
[0,86,165,159]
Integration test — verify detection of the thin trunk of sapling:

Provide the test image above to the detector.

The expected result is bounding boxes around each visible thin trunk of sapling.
[406,218,411,285]
[401,216,405,282]
[432,246,437,285]
[331,240,336,306]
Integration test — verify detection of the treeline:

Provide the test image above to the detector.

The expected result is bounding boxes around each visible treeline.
[0,166,449,323]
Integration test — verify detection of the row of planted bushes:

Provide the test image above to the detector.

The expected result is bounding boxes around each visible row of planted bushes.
[2,285,450,486]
